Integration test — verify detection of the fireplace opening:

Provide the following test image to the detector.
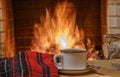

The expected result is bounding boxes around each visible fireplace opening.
[30,1,104,60]
[5,0,107,59]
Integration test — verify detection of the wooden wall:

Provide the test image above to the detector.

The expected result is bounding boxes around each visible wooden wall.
[2,0,15,57]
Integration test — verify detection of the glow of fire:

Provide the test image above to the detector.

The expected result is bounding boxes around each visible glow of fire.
[31,1,99,60]
[56,33,69,49]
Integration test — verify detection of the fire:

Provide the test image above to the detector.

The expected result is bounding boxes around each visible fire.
[31,1,99,60]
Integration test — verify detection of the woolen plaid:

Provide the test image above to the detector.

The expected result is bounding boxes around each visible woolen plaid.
[0,51,58,77]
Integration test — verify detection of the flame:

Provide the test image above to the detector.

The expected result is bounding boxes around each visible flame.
[31,1,99,60]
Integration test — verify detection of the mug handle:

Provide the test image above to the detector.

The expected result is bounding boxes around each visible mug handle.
[53,54,63,69]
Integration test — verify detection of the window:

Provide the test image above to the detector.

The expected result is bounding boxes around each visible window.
[107,0,120,34]
[0,0,4,57]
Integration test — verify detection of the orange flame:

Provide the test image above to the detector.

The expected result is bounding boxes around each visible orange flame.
[31,1,99,60]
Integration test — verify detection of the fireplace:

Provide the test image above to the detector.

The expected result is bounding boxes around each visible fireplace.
[10,0,106,59]
[30,0,104,60]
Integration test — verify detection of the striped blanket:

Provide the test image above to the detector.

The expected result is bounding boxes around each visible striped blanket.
[0,51,58,77]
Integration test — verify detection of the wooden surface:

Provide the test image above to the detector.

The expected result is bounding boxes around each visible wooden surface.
[59,59,120,77]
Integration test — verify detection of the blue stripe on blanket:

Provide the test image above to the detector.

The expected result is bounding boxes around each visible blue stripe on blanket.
[15,52,22,76]
[40,53,50,77]
[14,52,28,77]
[6,58,13,77]
[37,52,46,77]
[0,58,13,77]
[37,52,50,77]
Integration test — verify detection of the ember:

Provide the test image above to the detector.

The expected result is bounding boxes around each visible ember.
[31,1,100,60]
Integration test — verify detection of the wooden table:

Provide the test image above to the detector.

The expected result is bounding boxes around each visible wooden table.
[59,59,120,77]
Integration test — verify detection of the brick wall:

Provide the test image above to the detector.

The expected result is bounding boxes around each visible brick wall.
[12,0,103,54]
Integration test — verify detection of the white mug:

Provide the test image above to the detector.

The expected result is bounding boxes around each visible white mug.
[53,48,87,70]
